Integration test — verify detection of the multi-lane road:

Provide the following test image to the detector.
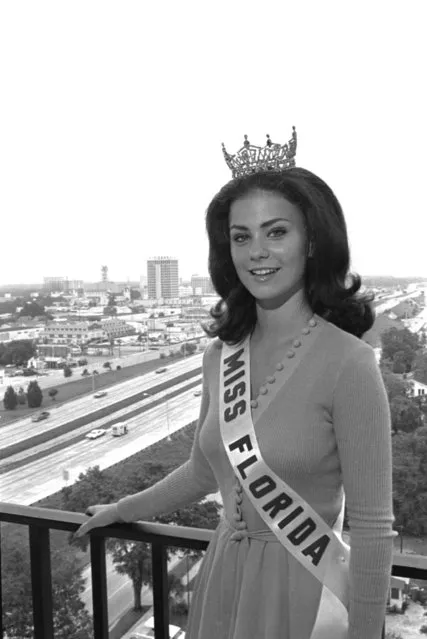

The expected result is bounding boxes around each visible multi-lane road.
[0,354,203,454]
[2,381,203,505]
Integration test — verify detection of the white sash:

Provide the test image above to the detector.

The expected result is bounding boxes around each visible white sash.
[219,336,350,639]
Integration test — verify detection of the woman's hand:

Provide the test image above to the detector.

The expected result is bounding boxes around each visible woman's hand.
[74,504,122,538]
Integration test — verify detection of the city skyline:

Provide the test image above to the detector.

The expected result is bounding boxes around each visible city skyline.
[1,3,426,286]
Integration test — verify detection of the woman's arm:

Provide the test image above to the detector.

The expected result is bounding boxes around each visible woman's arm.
[332,344,395,639]
[116,344,218,522]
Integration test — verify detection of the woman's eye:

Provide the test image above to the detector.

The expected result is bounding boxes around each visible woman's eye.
[231,234,248,243]
[269,227,287,237]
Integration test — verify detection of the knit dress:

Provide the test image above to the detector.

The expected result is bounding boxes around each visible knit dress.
[117,315,395,639]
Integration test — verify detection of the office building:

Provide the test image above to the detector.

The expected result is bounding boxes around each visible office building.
[147,257,179,300]
[43,277,69,293]
[191,274,214,296]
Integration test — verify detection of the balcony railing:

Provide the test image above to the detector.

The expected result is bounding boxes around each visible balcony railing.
[1,502,427,639]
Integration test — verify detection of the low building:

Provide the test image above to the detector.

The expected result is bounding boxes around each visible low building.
[0,326,44,343]
[409,377,427,399]
[42,321,107,345]
[100,318,136,340]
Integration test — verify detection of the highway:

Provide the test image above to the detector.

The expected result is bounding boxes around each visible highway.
[374,289,423,315]
[2,385,203,505]
[0,353,202,451]
[1,374,202,468]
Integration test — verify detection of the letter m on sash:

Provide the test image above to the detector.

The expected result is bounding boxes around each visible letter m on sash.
[224,348,245,377]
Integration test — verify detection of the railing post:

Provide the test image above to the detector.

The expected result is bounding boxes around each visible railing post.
[0,523,3,639]
[90,536,109,639]
[151,540,169,639]
[29,525,54,639]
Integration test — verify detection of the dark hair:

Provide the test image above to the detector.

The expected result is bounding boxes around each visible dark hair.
[204,167,375,344]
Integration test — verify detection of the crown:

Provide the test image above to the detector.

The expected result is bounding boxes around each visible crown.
[222,126,297,178]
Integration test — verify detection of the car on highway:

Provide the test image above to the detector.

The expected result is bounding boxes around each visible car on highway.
[93,391,107,398]
[130,616,185,639]
[31,411,50,423]
[193,389,202,397]
[155,367,168,374]
[85,429,107,440]
[111,423,128,437]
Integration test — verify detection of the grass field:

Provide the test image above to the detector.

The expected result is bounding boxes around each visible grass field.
[0,352,190,427]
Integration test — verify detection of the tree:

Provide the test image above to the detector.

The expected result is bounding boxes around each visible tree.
[392,427,427,535]
[380,368,411,403]
[3,385,18,410]
[2,523,92,639]
[27,380,43,408]
[103,361,111,369]
[49,388,58,401]
[103,306,117,316]
[0,340,36,367]
[390,395,424,434]
[18,300,46,318]
[130,288,142,300]
[181,342,197,356]
[17,386,27,405]
[413,351,427,385]
[63,365,72,378]
[381,327,421,371]
[81,368,89,377]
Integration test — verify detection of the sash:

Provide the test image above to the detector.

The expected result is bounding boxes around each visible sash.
[219,335,350,639]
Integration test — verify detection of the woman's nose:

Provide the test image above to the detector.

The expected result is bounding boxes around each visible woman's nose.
[249,239,269,259]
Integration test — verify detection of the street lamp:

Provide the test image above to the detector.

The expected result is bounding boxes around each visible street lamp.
[166,395,171,441]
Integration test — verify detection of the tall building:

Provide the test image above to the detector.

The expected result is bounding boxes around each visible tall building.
[43,277,69,293]
[147,257,179,300]
[191,274,214,296]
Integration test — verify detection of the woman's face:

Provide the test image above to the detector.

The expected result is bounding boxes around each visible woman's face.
[229,189,308,309]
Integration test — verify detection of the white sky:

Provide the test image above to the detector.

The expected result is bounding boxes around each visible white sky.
[0,1,426,286]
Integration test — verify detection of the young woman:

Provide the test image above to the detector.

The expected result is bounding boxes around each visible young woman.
[76,167,395,639]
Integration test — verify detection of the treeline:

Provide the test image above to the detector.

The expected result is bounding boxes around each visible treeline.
[0,339,36,366]
[378,327,427,535]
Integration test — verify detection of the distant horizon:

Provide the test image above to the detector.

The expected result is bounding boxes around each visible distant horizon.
[1,273,427,292]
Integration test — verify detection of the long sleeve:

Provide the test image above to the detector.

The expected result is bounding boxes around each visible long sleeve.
[116,347,218,522]
[332,344,395,639]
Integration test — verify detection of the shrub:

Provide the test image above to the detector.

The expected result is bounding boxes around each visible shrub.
[420,625,427,634]
[3,385,18,410]
[48,388,58,402]
[27,381,43,408]
[116,365,121,371]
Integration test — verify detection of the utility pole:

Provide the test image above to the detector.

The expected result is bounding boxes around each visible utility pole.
[166,395,171,441]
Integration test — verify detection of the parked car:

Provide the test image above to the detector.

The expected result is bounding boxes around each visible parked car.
[193,389,202,397]
[155,367,167,374]
[94,391,107,398]
[31,411,50,423]
[130,616,185,639]
[85,429,107,440]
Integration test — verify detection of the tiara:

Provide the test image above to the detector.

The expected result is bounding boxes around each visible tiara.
[222,126,297,178]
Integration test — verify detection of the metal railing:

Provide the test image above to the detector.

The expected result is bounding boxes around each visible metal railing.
[0,502,213,639]
[1,501,427,639]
